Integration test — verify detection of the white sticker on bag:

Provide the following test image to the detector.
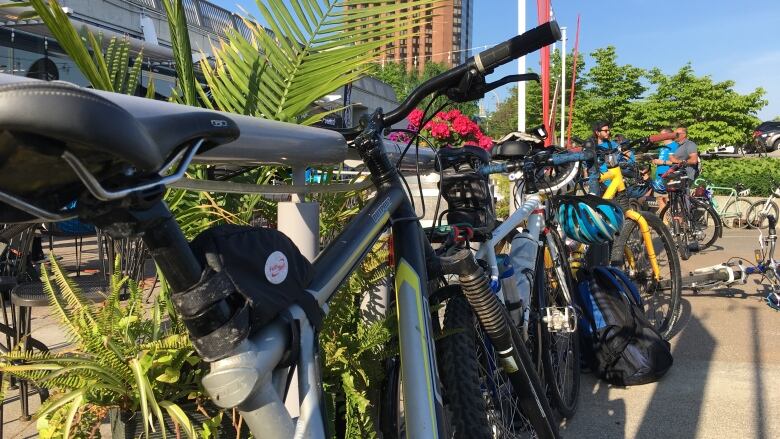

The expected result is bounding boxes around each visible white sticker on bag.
[265,251,288,284]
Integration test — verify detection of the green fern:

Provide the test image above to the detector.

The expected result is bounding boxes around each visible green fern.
[0,256,209,438]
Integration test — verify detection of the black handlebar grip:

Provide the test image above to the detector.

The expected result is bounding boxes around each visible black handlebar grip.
[473,21,562,73]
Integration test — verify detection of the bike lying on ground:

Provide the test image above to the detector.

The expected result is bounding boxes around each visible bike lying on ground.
[683,214,780,311]
[0,21,564,439]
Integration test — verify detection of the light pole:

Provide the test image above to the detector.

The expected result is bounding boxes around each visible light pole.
[517,0,525,133]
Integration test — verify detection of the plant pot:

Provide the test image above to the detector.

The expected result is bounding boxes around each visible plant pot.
[109,402,249,438]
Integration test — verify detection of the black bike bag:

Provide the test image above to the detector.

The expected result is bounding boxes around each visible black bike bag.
[172,224,323,361]
[436,145,495,234]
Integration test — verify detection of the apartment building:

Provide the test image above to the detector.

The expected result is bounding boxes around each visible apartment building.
[350,0,474,71]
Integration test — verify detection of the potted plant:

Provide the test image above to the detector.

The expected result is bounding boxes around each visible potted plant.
[0,257,238,438]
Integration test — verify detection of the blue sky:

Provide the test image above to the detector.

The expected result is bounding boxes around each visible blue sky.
[213,0,779,120]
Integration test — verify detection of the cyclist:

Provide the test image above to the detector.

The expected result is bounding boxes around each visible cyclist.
[652,128,679,212]
[669,126,700,180]
[588,121,635,193]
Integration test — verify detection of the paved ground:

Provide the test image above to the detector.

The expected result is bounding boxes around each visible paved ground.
[563,227,780,439]
[4,228,780,438]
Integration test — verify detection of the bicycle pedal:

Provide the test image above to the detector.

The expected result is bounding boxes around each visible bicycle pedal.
[766,293,780,311]
[542,306,577,333]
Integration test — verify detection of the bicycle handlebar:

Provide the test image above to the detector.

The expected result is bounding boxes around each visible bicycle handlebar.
[473,21,562,74]
[478,149,590,176]
[383,21,561,126]
[661,161,688,179]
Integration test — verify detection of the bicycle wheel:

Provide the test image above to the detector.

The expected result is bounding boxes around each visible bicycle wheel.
[611,211,682,340]
[441,292,557,439]
[690,198,721,249]
[539,229,580,419]
[722,198,753,229]
[747,200,780,229]
[658,198,691,260]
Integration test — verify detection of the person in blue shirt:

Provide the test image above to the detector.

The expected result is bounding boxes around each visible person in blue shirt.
[651,128,679,212]
[586,121,634,192]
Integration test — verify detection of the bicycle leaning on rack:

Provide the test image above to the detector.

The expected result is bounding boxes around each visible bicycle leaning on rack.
[424,132,583,437]
[656,161,722,260]
[746,178,780,229]
[0,21,565,439]
[693,178,754,229]
[589,138,683,340]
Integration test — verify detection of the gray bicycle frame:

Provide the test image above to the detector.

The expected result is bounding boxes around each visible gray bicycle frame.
[201,184,444,439]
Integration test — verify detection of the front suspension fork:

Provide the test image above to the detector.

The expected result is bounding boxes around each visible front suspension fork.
[625,209,662,281]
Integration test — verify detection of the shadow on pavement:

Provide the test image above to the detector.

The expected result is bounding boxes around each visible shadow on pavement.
[633,303,716,438]
[750,307,769,439]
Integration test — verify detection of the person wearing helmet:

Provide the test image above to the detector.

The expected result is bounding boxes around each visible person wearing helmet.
[651,128,679,212]
[557,194,625,246]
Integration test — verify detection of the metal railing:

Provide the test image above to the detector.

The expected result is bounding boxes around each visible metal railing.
[126,0,254,42]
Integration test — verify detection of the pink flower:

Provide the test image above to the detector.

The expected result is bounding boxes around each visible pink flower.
[452,114,474,136]
[388,131,411,143]
[436,111,453,121]
[430,122,451,140]
[407,108,424,130]
[478,134,494,149]
[446,109,462,121]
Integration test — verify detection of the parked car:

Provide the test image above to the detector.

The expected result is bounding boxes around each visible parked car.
[753,121,780,152]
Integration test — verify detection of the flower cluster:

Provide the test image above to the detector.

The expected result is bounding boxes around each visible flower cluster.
[406,108,493,150]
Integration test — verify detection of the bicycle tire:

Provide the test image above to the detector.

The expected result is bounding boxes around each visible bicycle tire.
[539,229,580,419]
[657,196,690,261]
[610,211,682,340]
[722,198,753,229]
[692,199,722,249]
[441,292,558,439]
[747,200,780,229]
[659,198,721,252]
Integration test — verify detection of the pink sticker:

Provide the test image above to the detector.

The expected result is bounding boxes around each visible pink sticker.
[264,251,288,285]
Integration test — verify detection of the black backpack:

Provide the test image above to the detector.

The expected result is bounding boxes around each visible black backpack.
[575,266,673,386]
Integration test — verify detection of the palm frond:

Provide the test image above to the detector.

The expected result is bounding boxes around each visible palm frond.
[160,0,197,105]
[204,0,441,122]
[28,0,144,93]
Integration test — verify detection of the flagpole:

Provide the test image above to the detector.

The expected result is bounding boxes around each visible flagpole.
[560,26,567,146]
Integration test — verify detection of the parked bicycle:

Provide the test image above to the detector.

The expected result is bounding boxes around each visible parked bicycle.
[657,162,722,260]
[693,178,753,229]
[592,140,683,340]
[0,22,564,439]
[746,178,780,229]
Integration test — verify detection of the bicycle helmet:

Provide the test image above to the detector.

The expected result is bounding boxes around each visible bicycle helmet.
[626,182,651,199]
[556,194,624,245]
[650,177,667,195]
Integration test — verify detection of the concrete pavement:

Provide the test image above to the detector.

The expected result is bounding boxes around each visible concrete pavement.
[563,228,780,438]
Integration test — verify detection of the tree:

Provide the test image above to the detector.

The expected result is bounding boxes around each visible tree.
[485,86,518,138]
[639,65,766,147]
[484,49,586,140]
[370,61,479,119]
[574,46,646,139]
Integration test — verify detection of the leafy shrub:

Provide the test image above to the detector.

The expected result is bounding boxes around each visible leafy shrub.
[698,157,780,196]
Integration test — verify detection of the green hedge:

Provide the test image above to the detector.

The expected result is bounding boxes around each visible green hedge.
[698,157,780,196]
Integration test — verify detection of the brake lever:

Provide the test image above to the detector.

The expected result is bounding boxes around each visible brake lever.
[447,72,541,102]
